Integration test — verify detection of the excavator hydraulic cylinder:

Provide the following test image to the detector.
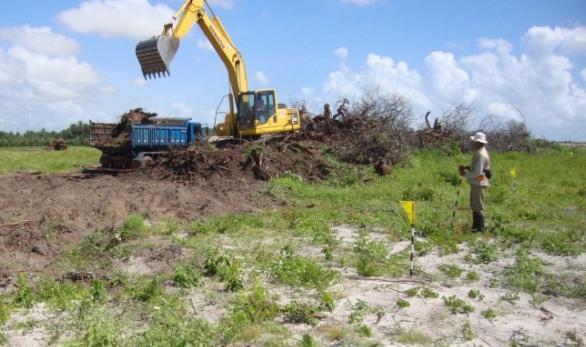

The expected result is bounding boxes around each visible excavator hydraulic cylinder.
[136,35,180,79]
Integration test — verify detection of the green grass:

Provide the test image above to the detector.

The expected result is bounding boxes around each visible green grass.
[438,264,464,279]
[0,146,100,174]
[272,251,339,290]
[421,288,439,299]
[503,248,544,294]
[1,147,584,345]
[393,328,432,345]
[481,308,497,320]
[269,148,586,257]
[397,299,410,309]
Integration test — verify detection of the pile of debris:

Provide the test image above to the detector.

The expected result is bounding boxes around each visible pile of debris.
[91,108,157,148]
[92,96,416,182]
[299,95,414,175]
[47,138,68,151]
[150,139,331,183]
[415,105,470,154]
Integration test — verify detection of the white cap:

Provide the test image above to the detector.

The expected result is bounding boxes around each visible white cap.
[470,132,488,144]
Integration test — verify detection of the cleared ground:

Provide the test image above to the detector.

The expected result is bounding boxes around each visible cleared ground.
[0,147,584,346]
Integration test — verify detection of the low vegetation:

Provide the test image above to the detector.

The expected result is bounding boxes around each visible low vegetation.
[0,144,584,345]
[0,146,100,174]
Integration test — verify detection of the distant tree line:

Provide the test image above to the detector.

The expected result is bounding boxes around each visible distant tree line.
[0,122,90,147]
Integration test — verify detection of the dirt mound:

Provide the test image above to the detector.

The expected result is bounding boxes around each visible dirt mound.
[0,172,272,278]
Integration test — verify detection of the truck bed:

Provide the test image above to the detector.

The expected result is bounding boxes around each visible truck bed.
[89,122,131,154]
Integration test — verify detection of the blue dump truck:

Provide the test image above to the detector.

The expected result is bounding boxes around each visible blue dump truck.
[90,109,204,169]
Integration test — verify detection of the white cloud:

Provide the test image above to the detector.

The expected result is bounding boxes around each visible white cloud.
[58,0,174,39]
[425,51,473,105]
[5,46,99,98]
[335,47,349,60]
[133,78,146,87]
[208,0,235,10]
[324,53,429,108]
[339,0,381,5]
[523,26,586,57]
[0,26,80,57]
[255,71,269,86]
[0,26,105,131]
[319,26,586,140]
[197,39,214,52]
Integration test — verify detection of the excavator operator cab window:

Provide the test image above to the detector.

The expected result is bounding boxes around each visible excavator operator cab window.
[255,91,276,124]
[237,92,256,128]
[238,91,276,127]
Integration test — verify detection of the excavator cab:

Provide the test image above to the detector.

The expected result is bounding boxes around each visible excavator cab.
[237,90,276,129]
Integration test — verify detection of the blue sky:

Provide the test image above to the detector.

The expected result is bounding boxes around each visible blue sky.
[0,0,585,140]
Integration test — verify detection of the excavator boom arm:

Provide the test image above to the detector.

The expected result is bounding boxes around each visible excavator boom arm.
[136,0,248,99]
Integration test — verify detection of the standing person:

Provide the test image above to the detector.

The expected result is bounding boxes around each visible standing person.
[459,132,491,232]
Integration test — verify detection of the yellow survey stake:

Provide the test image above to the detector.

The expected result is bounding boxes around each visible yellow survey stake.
[400,201,415,225]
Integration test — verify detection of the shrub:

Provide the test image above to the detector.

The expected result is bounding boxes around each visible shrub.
[37,279,89,310]
[118,214,148,241]
[204,254,244,292]
[273,252,338,290]
[405,287,419,297]
[471,241,498,264]
[503,249,544,294]
[467,289,481,299]
[421,288,439,299]
[357,324,372,337]
[443,295,474,314]
[466,271,480,282]
[438,264,464,278]
[90,281,108,303]
[354,239,387,277]
[322,245,334,261]
[173,265,203,288]
[129,276,164,302]
[481,309,497,320]
[320,292,336,312]
[462,321,475,341]
[285,301,319,326]
[140,296,215,346]
[541,230,583,256]
[0,298,10,325]
[13,275,35,308]
[299,334,318,347]
[397,299,410,309]
[231,285,279,324]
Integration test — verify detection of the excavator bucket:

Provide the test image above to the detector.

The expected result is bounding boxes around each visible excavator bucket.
[135,35,180,79]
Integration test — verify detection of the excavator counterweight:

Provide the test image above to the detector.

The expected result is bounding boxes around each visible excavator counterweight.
[136,35,179,79]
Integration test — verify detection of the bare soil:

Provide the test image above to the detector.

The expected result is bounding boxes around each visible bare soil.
[0,171,271,278]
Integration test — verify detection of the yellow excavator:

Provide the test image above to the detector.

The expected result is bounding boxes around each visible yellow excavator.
[135,0,301,138]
